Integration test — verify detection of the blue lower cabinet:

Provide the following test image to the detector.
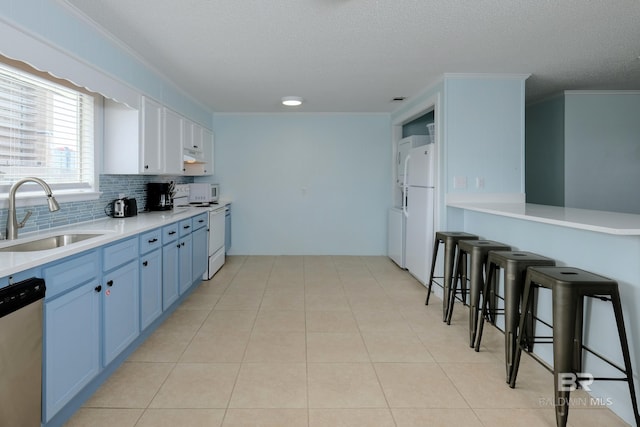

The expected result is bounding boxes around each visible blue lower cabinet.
[44,280,101,422]
[37,213,207,425]
[140,248,162,330]
[103,260,139,366]
[162,238,180,310]
[178,233,193,294]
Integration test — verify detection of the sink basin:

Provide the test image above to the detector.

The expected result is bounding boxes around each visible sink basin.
[0,233,103,252]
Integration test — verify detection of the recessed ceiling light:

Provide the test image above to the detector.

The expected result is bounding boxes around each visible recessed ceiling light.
[282,96,303,106]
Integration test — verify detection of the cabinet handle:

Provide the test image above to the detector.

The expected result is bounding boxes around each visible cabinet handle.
[177,243,181,248]
[168,231,176,235]
[198,219,205,223]
[95,285,102,292]
[183,225,191,229]
[148,238,158,243]
[181,242,185,247]
[107,280,114,287]
[143,261,148,267]
[144,165,149,169]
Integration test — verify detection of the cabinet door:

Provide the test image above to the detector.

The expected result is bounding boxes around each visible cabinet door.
[44,281,100,422]
[140,249,163,331]
[192,225,208,281]
[163,107,184,175]
[103,261,140,365]
[141,97,163,174]
[178,234,193,294]
[162,241,180,310]
[202,128,213,175]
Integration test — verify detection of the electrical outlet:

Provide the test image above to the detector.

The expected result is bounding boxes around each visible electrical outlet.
[475,177,485,188]
[453,176,467,189]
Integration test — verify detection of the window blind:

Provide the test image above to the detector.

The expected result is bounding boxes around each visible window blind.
[0,62,94,193]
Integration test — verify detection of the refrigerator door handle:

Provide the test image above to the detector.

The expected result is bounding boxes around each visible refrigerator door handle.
[402,154,410,217]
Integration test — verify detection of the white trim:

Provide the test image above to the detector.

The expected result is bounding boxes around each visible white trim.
[212,111,390,117]
[0,17,140,108]
[443,72,532,80]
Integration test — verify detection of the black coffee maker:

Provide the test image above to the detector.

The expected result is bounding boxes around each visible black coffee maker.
[146,182,174,211]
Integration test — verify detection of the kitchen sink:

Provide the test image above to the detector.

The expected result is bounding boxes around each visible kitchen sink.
[0,233,103,252]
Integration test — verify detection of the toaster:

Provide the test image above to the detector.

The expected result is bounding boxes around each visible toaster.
[112,197,137,218]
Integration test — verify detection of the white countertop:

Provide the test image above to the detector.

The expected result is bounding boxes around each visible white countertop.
[0,207,211,278]
[447,201,640,236]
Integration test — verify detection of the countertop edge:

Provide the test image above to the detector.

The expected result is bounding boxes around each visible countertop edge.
[447,202,640,236]
[0,206,227,278]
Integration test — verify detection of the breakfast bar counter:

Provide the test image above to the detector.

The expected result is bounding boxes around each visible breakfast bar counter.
[446,201,640,236]
[446,200,640,426]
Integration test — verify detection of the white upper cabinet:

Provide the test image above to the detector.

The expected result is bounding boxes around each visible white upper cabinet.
[104,96,188,175]
[104,96,213,176]
[140,97,163,174]
[163,107,185,175]
[184,127,214,176]
[183,119,206,162]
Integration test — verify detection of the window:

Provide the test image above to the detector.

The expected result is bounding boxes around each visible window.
[0,61,94,194]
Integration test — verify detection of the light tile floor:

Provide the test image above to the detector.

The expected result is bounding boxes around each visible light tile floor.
[65,256,631,426]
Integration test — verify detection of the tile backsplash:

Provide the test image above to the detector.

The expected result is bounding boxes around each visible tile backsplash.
[0,175,193,237]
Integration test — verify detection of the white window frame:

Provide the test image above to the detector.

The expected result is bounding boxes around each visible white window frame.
[0,59,101,209]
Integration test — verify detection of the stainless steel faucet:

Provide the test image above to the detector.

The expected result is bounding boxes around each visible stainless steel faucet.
[5,177,60,240]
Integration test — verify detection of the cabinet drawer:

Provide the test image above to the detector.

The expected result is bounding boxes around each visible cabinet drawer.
[43,251,99,299]
[140,229,162,254]
[192,212,208,230]
[162,223,179,244]
[103,237,138,272]
[179,218,193,236]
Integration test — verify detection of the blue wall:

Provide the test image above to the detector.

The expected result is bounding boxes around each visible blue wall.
[564,92,640,213]
[525,95,565,206]
[212,113,391,255]
[525,91,640,214]
[445,76,526,195]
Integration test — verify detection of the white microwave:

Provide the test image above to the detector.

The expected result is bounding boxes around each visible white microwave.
[189,183,220,203]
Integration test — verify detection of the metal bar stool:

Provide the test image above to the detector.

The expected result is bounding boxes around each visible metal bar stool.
[425,232,478,322]
[474,251,555,384]
[510,266,640,427]
[446,239,511,347]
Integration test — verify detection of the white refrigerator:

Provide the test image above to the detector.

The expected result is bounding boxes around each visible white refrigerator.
[403,144,435,286]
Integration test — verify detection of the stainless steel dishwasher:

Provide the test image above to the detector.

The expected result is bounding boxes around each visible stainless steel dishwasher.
[0,277,46,427]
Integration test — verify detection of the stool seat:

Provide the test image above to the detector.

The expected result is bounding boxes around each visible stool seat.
[510,266,640,427]
[425,231,478,321]
[447,239,511,346]
[474,251,555,384]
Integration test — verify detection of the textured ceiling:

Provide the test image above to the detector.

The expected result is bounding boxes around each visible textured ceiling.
[64,0,640,113]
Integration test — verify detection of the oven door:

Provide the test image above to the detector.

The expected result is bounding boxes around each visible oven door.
[207,207,226,278]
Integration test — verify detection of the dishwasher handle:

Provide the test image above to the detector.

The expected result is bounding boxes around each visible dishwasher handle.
[0,277,45,318]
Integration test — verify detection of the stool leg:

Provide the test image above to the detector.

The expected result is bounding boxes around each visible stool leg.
[474,261,496,352]
[525,286,538,353]
[503,264,521,383]
[468,253,485,347]
[610,287,640,426]
[445,248,462,323]
[573,295,584,374]
[442,243,458,320]
[425,238,440,305]
[552,285,579,427]
[510,272,534,388]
